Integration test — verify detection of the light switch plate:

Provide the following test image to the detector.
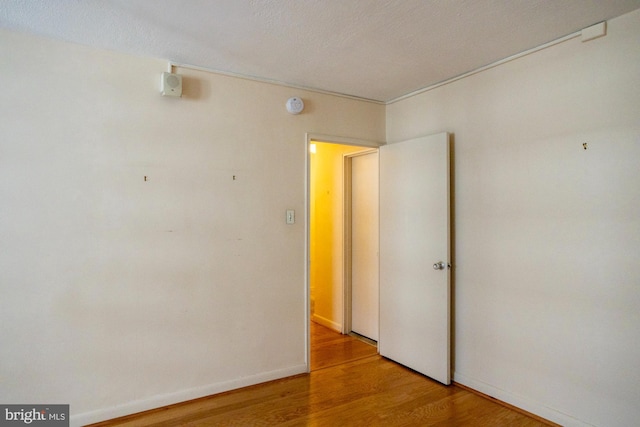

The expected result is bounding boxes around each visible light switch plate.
[286,210,295,224]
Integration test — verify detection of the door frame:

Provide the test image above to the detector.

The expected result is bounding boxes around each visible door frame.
[305,133,383,372]
[342,149,379,338]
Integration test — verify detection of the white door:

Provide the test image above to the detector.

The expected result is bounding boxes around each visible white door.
[351,151,379,341]
[379,132,451,385]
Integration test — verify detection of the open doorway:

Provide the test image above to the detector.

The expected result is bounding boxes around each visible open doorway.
[306,134,381,371]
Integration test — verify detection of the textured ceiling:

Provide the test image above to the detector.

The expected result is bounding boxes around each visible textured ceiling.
[1,0,639,102]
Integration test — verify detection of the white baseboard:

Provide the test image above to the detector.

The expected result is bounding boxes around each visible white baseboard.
[71,364,307,427]
[311,313,342,332]
[453,371,591,427]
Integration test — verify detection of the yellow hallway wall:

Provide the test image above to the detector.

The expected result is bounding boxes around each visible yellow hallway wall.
[310,142,370,331]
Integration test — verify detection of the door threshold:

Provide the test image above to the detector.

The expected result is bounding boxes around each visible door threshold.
[348,332,377,347]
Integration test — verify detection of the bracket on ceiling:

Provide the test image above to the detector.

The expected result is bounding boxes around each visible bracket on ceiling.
[581,22,606,42]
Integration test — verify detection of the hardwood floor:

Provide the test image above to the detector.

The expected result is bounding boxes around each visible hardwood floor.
[89,323,556,426]
[310,321,378,371]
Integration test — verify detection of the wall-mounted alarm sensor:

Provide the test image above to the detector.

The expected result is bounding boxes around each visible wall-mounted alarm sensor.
[161,72,182,97]
[286,97,304,114]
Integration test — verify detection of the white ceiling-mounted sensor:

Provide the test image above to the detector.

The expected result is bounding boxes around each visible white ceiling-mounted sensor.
[286,97,304,114]
[161,72,182,97]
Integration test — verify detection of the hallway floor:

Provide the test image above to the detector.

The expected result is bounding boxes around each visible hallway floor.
[310,321,378,371]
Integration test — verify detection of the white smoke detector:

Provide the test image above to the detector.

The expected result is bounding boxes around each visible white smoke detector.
[161,72,182,97]
[286,97,304,114]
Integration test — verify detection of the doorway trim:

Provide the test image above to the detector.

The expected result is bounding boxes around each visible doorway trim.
[305,133,383,372]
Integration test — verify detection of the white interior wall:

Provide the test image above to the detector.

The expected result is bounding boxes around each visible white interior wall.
[387,9,640,427]
[0,29,385,426]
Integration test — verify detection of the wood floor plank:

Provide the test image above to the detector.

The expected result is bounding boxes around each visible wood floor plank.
[89,323,556,426]
[310,322,378,370]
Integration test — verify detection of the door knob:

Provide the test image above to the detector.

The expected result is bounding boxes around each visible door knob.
[433,261,446,270]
